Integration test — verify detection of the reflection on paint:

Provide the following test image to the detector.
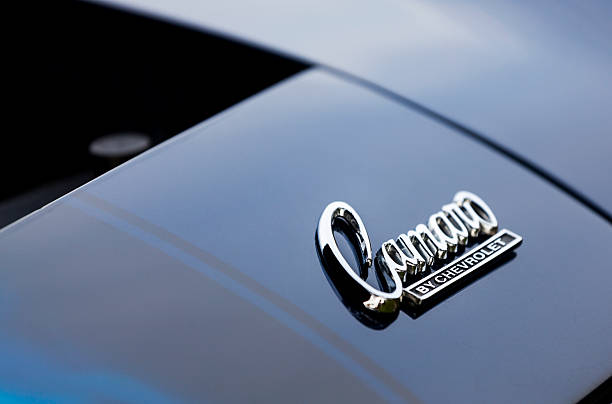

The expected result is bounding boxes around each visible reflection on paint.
[0,333,180,404]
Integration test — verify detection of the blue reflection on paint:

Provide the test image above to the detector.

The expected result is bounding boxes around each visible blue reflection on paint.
[0,333,181,404]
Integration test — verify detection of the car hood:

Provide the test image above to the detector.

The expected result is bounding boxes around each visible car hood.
[1,69,611,403]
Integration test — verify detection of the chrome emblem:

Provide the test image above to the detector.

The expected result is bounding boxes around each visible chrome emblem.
[315,191,522,326]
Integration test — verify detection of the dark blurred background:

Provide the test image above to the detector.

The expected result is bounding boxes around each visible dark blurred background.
[2,0,307,227]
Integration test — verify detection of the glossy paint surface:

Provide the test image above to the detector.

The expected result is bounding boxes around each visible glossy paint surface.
[2,70,611,403]
[98,0,612,213]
